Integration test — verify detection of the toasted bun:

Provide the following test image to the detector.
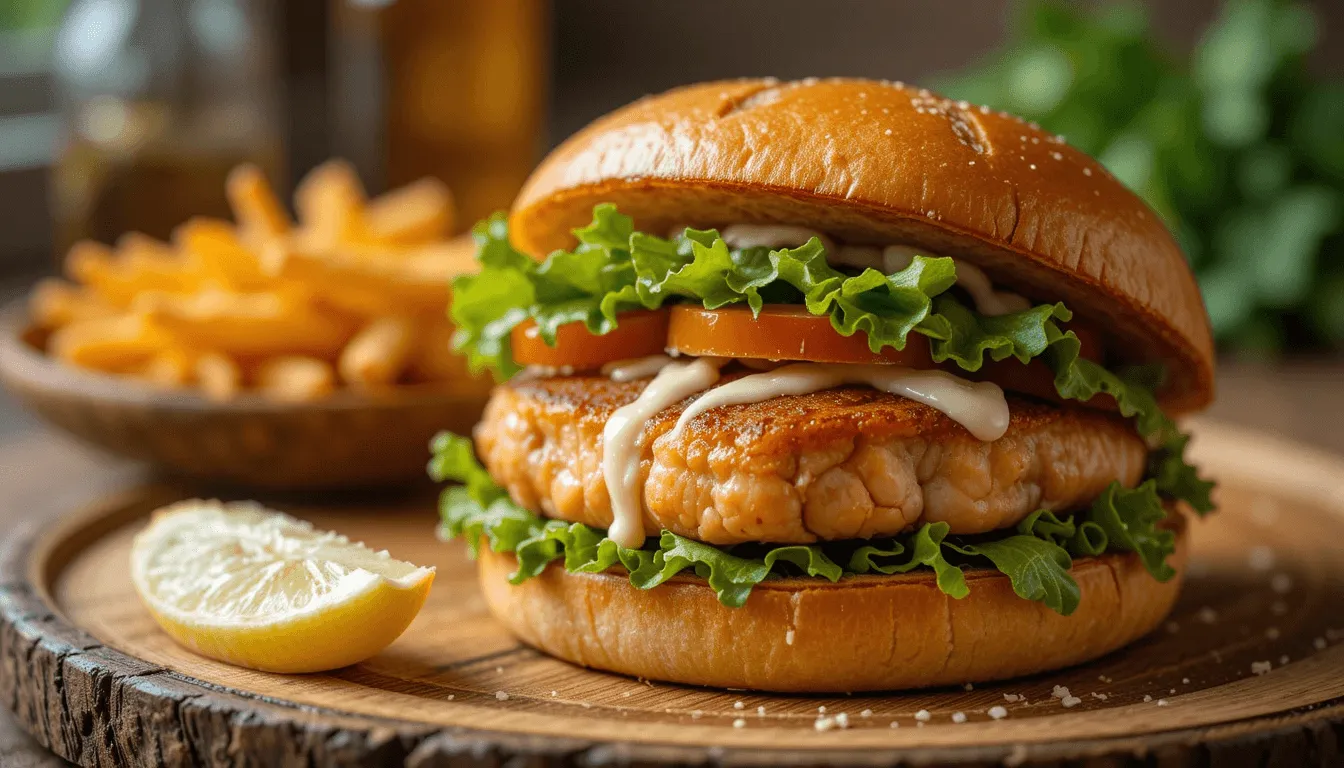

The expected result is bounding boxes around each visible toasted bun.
[511,78,1214,413]
[478,513,1187,692]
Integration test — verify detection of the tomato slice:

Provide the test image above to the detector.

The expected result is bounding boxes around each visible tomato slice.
[511,310,669,370]
[512,303,1109,407]
[667,305,931,365]
[667,305,1106,404]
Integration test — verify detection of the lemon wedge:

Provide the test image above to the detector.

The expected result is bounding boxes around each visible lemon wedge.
[130,499,434,673]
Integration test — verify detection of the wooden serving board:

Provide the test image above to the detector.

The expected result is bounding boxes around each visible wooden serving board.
[3,420,1344,767]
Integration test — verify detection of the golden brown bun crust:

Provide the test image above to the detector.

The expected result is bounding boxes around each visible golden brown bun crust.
[478,512,1187,692]
[511,78,1214,413]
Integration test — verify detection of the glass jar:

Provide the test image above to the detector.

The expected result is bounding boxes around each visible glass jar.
[50,0,282,254]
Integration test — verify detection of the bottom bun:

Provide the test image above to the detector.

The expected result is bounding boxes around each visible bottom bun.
[477,514,1188,692]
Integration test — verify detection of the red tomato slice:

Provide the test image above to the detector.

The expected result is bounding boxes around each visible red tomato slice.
[511,303,1109,407]
[667,305,931,365]
[666,305,1106,405]
[511,310,669,370]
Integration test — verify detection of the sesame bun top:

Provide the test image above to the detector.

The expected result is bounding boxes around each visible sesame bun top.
[510,78,1215,413]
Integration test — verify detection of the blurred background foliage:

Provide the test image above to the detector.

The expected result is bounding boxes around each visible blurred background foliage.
[0,0,66,30]
[943,0,1344,356]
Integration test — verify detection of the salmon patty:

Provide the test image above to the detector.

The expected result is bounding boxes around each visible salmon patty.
[475,375,1147,545]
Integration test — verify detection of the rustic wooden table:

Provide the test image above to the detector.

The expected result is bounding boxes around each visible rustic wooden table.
[0,362,1341,767]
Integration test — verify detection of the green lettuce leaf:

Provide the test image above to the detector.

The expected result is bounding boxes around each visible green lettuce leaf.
[449,205,969,377]
[922,296,1074,372]
[1044,330,1215,515]
[846,522,969,598]
[430,432,1182,615]
[1084,480,1178,581]
[949,535,1081,616]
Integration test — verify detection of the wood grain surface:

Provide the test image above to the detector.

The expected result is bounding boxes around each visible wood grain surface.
[3,417,1344,766]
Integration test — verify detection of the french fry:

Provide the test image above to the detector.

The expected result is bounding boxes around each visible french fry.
[363,177,454,246]
[406,318,469,383]
[29,279,117,328]
[253,356,335,402]
[194,352,242,402]
[265,242,434,317]
[39,159,481,404]
[338,316,417,387]
[226,163,291,242]
[48,315,169,373]
[264,237,474,318]
[294,160,366,246]
[134,290,356,358]
[66,239,200,307]
[173,217,268,289]
[139,348,195,389]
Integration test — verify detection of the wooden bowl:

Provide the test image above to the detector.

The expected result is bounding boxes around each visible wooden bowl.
[0,305,491,490]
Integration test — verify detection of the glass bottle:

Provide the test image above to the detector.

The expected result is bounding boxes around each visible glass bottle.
[50,0,282,254]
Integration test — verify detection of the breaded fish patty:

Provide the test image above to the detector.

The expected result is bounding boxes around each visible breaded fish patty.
[475,375,1147,544]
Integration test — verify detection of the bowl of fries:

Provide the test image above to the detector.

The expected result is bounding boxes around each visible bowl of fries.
[0,161,493,489]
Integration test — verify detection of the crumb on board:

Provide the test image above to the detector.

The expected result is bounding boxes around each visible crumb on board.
[988,705,1009,720]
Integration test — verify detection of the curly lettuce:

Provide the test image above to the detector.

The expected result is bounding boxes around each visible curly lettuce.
[431,433,1183,616]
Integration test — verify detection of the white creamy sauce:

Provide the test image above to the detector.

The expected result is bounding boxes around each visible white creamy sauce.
[518,364,576,380]
[719,224,835,254]
[834,244,1033,318]
[601,354,675,382]
[602,357,726,547]
[716,223,1031,317]
[670,363,1010,443]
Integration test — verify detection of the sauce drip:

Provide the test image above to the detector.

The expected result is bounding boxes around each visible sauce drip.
[601,354,676,382]
[670,363,1010,442]
[601,357,725,547]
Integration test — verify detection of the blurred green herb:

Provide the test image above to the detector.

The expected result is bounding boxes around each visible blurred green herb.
[0,0,69,31]
[941,0,1344,354]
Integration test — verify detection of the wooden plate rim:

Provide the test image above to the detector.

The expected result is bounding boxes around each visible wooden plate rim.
[1,421,1343,766]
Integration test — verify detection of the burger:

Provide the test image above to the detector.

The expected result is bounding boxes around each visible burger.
[430,78,1216,692]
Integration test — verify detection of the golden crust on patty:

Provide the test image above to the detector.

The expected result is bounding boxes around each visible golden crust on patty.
[475,375,1147,545]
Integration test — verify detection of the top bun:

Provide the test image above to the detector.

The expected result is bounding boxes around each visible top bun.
[511,78,1214,413]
